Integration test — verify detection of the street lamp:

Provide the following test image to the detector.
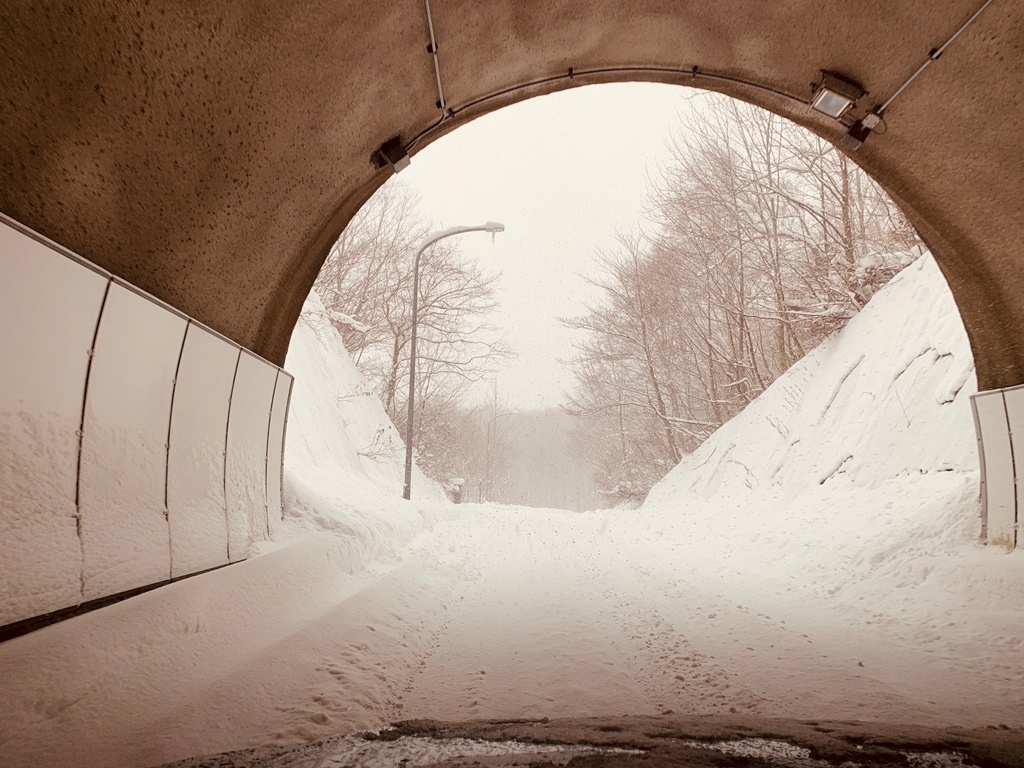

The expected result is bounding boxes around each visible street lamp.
[403,222,505,500]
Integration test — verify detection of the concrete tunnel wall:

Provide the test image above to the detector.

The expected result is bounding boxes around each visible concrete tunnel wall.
[1,1,1023,555]
[1,1,1022,387]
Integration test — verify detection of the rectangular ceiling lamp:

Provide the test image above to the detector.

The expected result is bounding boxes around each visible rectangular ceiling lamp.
[810,72,866,120]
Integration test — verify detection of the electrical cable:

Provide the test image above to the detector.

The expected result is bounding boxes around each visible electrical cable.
[405,64,804,153]
[406,0,994,158]
[424,0,447,113]
[877,0,995,114]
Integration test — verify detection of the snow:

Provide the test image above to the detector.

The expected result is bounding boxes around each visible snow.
[0,228,110,624]
[162,735,640,767]
[281,292,446,570]
[2,257,1023,768]
[681,738,813,761]
[328,309,371,334]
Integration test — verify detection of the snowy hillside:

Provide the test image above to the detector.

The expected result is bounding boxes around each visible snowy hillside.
[645,252,977,506]
[640,254,1023,662]
[281,291,445,568]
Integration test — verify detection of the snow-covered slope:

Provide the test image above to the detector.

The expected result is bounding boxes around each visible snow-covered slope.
[281,291,445,569]
[646,253,977,507]
[640,254,1023,651]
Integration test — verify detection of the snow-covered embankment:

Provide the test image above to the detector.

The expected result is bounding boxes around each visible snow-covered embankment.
[282,291,445,569]
[641,253,1022,659]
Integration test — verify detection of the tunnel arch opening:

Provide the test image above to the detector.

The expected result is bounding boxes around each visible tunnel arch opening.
[306,81,963,510]
[299,57,1009,400]
[2,5,1023,754]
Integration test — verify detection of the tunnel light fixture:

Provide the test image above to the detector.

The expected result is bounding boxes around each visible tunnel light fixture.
[840,120,873,151]
[841,111,883,151]
[810,72,866,120]
[376,136,411,173]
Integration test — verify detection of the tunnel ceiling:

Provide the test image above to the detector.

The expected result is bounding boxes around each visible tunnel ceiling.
[2,1,1023,388]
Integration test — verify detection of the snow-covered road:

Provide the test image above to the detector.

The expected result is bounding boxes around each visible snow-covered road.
[4,498,1022,768]
[389,504,1021,729]
[6,254,1024,768]
[166,498,1015,756]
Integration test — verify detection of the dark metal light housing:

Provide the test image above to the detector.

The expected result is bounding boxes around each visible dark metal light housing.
[376,136,411,172]
[811,72,866,120]
[840,120,873,151]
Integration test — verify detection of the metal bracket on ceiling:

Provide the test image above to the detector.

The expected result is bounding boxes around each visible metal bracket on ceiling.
[424,0,449,115]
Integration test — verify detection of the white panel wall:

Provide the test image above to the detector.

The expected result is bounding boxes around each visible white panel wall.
[167,325,239,577]
[78,284,187,600]
[973,389,1017,548]
[266,371,293,540]
[225,352,279,561]
[1,215,296,629]
[0,225,109,625]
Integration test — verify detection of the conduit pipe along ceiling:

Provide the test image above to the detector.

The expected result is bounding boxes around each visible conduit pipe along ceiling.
[383,0,996,176]
[817,0,996,150]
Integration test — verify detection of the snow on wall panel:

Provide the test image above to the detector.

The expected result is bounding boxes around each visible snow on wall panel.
[78,284,186,600]
[997,388,1024,548]
[225,352,278,561]
[265,371,293,540]
[973,390,1016,549]
[0,222,109,625]
[167,326,239,577]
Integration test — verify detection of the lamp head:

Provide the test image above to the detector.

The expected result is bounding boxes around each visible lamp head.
[483,221,505,233]
[810,72,866,120]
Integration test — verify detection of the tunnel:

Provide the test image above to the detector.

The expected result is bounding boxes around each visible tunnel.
[2,0,1024,739]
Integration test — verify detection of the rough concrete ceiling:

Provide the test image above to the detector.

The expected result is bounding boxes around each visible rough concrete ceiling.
[1,1,1022,387]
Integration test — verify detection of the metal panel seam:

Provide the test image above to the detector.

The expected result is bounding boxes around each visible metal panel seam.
[263,372,280,539]
[73,279,112,599]
[1002,392,1019,549]
[164,321,191,580]
[223,348,242,562]
[970,394,988,542]
[280,375,294,522]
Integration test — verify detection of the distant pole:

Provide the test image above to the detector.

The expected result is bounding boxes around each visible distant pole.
[403,222,505,500]
[482,408,518,502]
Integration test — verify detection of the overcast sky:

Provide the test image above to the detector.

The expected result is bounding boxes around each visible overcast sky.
[393,82,690,409]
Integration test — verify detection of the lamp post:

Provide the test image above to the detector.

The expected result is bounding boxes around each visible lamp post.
[403,222,505,500]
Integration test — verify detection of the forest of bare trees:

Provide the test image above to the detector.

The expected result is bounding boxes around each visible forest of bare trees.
[563,94,924,501]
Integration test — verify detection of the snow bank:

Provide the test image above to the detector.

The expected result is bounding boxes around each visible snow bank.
[0,290,449,768]
[0,536,369,767]
[281,291,446,570]
[646,254,977,505]
[641,254,1023,657]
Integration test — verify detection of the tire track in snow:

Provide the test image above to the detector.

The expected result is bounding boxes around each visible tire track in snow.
[398,509,662,721]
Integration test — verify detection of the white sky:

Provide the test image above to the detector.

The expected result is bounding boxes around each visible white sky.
[395,83,691,409]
